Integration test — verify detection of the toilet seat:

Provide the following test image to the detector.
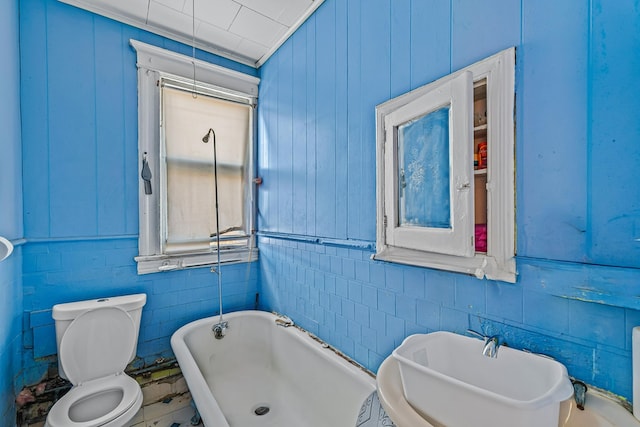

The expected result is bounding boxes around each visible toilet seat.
[45,374,142,427]
[46,307,142,427]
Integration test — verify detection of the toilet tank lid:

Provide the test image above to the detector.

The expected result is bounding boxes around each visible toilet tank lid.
[53,293,147,320]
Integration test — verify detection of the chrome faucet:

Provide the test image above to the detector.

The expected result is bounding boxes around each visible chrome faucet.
[212,321,228,339]
[467,329,501,358]
[482,335,500,358]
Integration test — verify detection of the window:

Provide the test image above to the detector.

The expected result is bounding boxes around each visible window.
[375,48,516,282]
[131,40,260,274]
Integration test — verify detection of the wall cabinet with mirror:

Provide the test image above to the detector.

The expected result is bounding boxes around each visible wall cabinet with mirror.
[375,48,516,282]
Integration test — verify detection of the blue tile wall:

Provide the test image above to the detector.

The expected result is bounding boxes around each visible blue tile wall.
[257,0,640,402]
[258,237,640,400]
[1,0,23,424]
[0,253,22,426]
[21,239,258,385]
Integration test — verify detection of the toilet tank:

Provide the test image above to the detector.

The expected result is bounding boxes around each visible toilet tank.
[52,293,147,380]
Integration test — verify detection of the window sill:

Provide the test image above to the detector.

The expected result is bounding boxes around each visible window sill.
[373,246,516,283]
[135,247,258,275]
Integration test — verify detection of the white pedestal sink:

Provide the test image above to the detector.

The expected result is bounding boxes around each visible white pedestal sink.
[391,332,574,427]
[378,356,640,427]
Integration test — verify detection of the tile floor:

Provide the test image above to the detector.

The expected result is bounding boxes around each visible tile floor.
[129,390,198,427]
[130,372,201,427]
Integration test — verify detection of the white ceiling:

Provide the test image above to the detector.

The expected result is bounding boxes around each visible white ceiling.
[59,0,324,67]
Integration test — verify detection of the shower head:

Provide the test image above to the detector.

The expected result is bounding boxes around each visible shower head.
[202,128,215,143]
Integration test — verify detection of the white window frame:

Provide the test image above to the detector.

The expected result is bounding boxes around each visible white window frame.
[385,71,474,257]
[130,40,260,275]
[375,48,516,283]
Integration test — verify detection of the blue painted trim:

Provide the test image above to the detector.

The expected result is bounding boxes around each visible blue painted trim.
[26,235,137,243]
[7,238,27,247]
[257,231,375,251]
[518,257,640,310]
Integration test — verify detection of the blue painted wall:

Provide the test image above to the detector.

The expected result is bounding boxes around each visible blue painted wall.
[0,0,24,423]
[257,0,640,400]
[19,0,259,387]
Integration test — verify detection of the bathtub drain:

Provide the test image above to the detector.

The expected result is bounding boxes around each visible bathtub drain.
[254,406,270,416]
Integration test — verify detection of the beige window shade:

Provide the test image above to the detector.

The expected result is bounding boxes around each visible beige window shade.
[162,86,250,253]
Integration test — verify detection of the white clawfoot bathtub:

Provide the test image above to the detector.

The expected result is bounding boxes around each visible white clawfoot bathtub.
[171,310,376,426]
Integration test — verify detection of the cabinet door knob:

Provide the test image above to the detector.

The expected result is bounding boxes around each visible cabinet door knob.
[457,182,471,191]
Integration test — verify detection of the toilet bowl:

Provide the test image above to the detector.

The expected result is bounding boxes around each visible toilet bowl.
[46,295,146,427]
[45,374,142,426]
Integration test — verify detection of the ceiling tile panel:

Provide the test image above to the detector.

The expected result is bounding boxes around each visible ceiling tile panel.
[235,0,312,26]
[154,0,186,13]
[183,0,241,30]
[147,1,195,37]
[196,21,243,52]
[277,0,313,26]
[233,0,289,22]
[229,7,287,47]
[234,38,270,61]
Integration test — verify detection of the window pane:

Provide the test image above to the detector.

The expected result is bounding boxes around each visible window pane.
[162,86,250,252]
[397,106,450,229]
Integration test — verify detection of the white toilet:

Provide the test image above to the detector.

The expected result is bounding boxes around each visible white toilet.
[45,293,147,427]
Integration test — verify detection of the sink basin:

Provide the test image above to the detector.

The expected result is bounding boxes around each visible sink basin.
[561,391,640,427]
[391,332,574,427]
[377,355,640,427]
